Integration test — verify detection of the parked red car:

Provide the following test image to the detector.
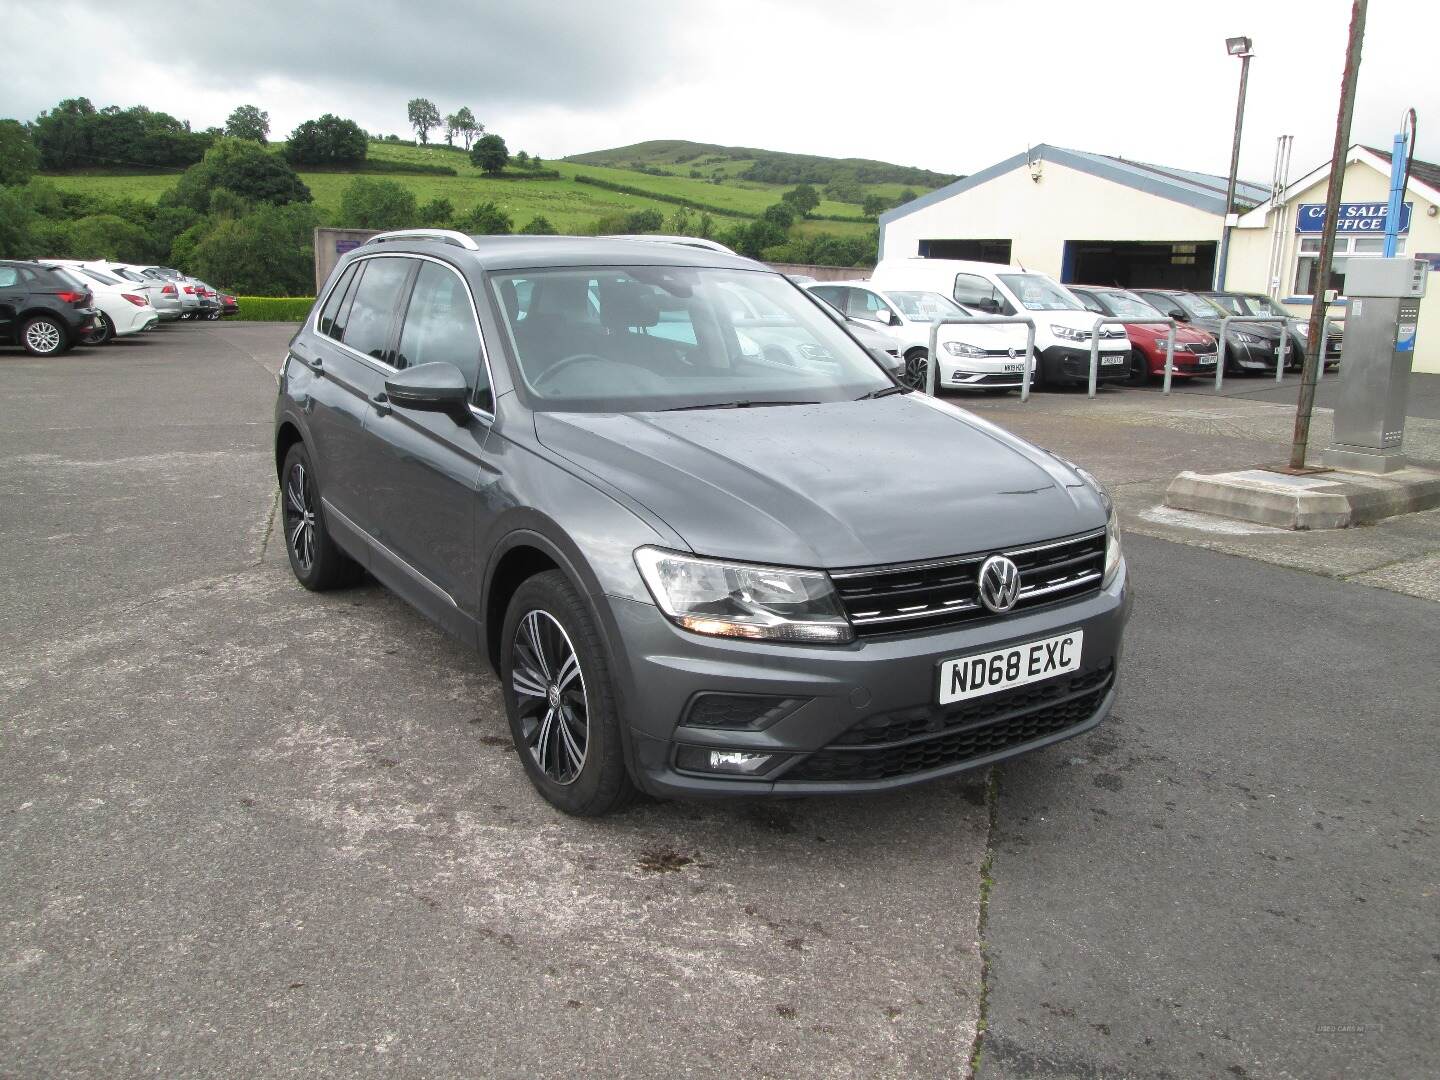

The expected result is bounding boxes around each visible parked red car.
[1068,285,1219,383]
[219,294,238,317]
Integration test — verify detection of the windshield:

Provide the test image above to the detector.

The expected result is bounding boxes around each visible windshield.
[1242,294,1287,317]
[886,291,966,320]
[1207,294,1246,315]
[80,268,122,286]
[1174,293,1227,319]
[997,274,1083,312]
[1099,290,1165,319]
[491,266,892,412]
[47,267,89,291]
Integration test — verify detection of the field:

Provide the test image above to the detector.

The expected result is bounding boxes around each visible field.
[37,140,933,239]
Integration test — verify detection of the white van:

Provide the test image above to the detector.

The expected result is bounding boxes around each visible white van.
[868,259,1132,389]
[804,280,1029,393]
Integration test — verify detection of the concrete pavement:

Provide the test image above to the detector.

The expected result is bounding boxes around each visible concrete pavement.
[2,323,1436,1078]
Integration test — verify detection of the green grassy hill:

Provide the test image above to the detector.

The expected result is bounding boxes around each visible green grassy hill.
[39,139,943,240]
[566,139,957,190]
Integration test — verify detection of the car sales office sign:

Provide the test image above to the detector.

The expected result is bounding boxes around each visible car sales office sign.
[1297,202,1412,233]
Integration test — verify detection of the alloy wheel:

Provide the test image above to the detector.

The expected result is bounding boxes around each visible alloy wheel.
[25,320,62,354]
[283,461,317,572]
[903,351,928,390]
[511,610,589,785]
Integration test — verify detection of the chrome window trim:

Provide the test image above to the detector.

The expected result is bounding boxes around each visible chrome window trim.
[312,251,498,420]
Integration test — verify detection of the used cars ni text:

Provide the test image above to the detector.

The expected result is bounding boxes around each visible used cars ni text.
[274,231,1130,815]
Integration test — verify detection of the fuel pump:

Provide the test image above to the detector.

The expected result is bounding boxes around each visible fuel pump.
[1323,258,1427,473]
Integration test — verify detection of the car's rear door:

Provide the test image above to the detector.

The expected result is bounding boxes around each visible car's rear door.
[292,254,414,550]
[361,257,496,643]
[0,265,21,340]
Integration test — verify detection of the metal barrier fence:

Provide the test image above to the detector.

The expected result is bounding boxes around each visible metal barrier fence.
[1084,317,1178,397]
[925,316,1038,402]
[1214,315,1291,392]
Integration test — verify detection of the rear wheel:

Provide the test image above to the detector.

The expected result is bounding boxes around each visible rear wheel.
[21,315,68,356]
[501,571,637,817]
[82,313,115,346]
[280,443,363,591]
[902,348,929,390]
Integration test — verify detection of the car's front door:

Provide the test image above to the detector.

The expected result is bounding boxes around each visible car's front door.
[362,257,497,643]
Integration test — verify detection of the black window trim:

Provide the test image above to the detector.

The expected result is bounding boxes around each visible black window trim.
[312,252,498,420]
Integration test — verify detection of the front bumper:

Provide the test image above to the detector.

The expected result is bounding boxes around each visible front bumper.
[609,560,1130,798]
[1040,344,1130,385]
[1137,341,1217,376]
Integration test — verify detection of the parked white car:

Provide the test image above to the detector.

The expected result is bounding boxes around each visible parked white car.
[39,263,159,344]
[868,259,1132,389]
[85,262,184,321]
[806,280,1032,393]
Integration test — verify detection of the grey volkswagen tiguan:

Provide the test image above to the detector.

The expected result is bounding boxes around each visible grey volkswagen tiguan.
[274,230,1130,815]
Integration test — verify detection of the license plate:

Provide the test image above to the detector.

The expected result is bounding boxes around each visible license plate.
[1003,363,1024,373]
[939,630,1083,704]
[1100,355,1127,366]
[1198,355,1216,365]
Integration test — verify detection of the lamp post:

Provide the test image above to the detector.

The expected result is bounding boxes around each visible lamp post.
[1215,35,1254,290]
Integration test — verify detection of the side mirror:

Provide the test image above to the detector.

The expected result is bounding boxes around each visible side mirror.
[975,297,1000,315]
[874,308,894,325]
[1168,308,1188,322]
[384,361,472,423]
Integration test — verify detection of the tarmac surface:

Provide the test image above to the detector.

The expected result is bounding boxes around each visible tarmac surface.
[2,323,1436,1078]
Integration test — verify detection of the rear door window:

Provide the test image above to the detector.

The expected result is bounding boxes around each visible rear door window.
[339,257,412,362]
[0,267,17,288]
[318,262,360,338]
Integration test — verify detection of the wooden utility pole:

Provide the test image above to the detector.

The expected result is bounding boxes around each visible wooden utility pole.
[1290,0,1367,470]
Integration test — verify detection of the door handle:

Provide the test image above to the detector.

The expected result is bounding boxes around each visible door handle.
[371,392,391,415]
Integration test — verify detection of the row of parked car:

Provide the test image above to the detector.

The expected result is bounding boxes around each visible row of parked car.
[797,258,1343,393]
[0,258,237,357]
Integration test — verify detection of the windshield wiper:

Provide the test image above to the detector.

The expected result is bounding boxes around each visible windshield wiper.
[856,384,912,400]
[661,399,820,412]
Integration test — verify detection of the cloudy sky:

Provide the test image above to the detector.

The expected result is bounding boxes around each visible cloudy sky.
[3,0,1435,183]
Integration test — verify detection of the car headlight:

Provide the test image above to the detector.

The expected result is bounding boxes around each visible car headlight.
[1103,511,1123,587]
[634,547,853,644]
[943,340,986,357]
[1051,324,1092,342]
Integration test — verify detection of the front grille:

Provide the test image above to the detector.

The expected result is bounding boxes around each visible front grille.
[959,372,1025,385]
[832,529,1107,637]
[785,665,1113,783]
[1182,342,1217,355]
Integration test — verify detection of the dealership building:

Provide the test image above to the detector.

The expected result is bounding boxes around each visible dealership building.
[877,143,1440,373]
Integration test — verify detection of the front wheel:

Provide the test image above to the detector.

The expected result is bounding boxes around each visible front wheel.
[501,571,636,817]
[22,315,69,356]
[82,313,115,346]
[902,348,929,390]
[1124,348,1149,386]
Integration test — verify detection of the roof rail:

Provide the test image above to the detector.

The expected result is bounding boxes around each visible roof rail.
[603,234,738,255]
[363,229,480,251]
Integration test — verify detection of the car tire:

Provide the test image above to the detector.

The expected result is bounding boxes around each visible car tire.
[21,315,69,357]
[82,313,115,346]
[902,348,929,391]
[1124,348,1149,386]
[279,442,363,591]
[501,570,637,817]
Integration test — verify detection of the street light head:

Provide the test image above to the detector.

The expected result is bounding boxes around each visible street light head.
[1226,36,1254,57]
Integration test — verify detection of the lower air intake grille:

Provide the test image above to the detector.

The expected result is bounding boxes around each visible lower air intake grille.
[785,664,1113,783]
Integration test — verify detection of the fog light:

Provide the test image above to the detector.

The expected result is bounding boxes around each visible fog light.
[674,745,785,776]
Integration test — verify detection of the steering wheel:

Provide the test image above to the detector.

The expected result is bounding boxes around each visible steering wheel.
[533,353,609,392]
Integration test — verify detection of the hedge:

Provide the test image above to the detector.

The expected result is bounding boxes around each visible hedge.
[300,159,457,177]
[233,297,315,321]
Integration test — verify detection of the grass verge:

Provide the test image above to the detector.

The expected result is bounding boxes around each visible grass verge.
[967,767,1000,1080]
